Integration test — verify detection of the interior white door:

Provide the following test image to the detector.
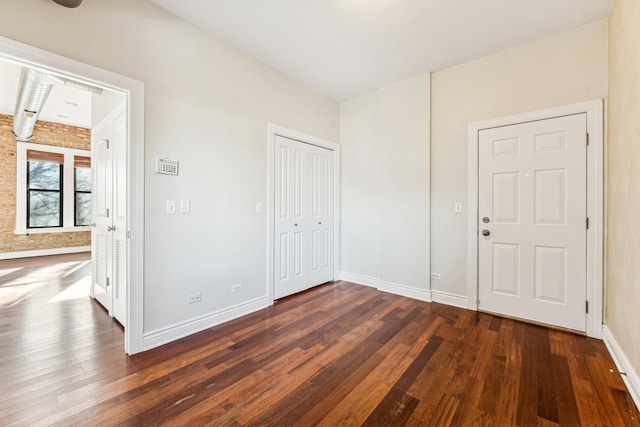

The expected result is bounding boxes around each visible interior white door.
[90,103,127,327]
[274,135,334,299]
[308,145,334,287]
[478,114,587,331]
[111,110,127,326]
[91,125,113,313]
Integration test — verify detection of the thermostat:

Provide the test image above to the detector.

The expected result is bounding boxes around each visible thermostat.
[156,158,179,175]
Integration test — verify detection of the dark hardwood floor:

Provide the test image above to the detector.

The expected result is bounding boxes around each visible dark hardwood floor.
[0,253,638,426]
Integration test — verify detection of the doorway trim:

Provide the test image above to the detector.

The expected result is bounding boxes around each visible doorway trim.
[267,124,340,305]
[0,35,145,354]
[467,99,603,338]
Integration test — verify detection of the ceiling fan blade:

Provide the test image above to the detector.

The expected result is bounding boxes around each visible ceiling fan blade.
[52,0,83,8]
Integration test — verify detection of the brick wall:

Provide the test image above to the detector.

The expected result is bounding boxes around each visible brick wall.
[0,114,91,253]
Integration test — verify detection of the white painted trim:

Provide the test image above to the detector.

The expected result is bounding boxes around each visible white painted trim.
[467,99,604,338]
[339,271,378,288]
[0,246,90,260]
[378,280,432,302]
[266,124,341,305]
[584,101,604,339]
[602,326,640,412]
[14,227,90,235]
[339,271,432,303]
[142,296,270,351]
[0,35,146,354]
[15,141,91,233]
[431,290,468,309]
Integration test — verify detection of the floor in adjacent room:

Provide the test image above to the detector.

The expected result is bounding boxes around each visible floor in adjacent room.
[0,253,638,426]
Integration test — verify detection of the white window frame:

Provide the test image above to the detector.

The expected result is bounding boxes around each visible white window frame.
[15,141,91,234]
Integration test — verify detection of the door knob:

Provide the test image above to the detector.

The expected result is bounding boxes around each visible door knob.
[482,217,490,223]
[481,229,490,236]
[318,221,322,225]
[294,223,298,227]
[107,225,116,231]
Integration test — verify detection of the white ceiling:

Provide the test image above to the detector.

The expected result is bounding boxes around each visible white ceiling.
[151,0,612,101]
[0,60,92,129]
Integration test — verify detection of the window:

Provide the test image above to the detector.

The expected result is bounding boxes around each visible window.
[27,150,64,228]
[15,142,91,234]
[74,156,92,226]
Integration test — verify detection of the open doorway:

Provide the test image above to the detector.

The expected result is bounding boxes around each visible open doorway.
[0,35,145,354]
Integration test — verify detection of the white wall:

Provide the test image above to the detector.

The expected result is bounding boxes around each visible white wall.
[340,74,430,297]
[91,89,125,128]
[606,0,640,390]
[0,0,339,332]
[431,19,608,298]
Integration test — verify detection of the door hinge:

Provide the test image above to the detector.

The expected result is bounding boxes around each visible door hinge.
[103,138,110,149]
[107,208,110,218]
[127,230,131,239]
[476,298,480,305]
[586,300,589,313]
[586,133,590,146]
[106,277,110,288]
[586,217,589,230]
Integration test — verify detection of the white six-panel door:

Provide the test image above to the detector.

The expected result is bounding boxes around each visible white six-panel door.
[111,109,128,326]
[274,135,334,299]
[92,125,113,313]
[478,114,587,332]
[91,104,127,327]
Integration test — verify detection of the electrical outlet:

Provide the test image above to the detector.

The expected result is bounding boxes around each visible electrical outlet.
[431,273,441,280]
[180,200,191,214]
[187,293,201,304]
[231,283,242,293]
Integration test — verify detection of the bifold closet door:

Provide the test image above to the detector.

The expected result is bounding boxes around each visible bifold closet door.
[274,135,334,299]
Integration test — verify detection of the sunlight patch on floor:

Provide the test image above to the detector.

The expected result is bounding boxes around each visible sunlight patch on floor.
[0,282,44,308]
[49,277,91,303]
[0,267,22,278]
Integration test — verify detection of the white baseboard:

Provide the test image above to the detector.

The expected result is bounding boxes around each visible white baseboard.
[0,246,91,260]
[339,271,379,288]
[378,280,431,302]
[143,296,270,351]
[339,271,431,303]
[432,290,468,308]
[602,325,640,412]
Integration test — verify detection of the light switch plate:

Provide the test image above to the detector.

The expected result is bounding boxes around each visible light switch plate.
[454,202,463,213]
[167,200,176,214]
[256,202,263,214]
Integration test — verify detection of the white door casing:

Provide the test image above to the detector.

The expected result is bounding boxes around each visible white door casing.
[267,125,340,304]
[273,135,334,299]
[478,114,587,332]
[467,100,604,338]
[0,35,145,354]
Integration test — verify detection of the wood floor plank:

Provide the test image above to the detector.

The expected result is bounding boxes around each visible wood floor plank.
[361,385,420,426]
[1,254,639,426]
